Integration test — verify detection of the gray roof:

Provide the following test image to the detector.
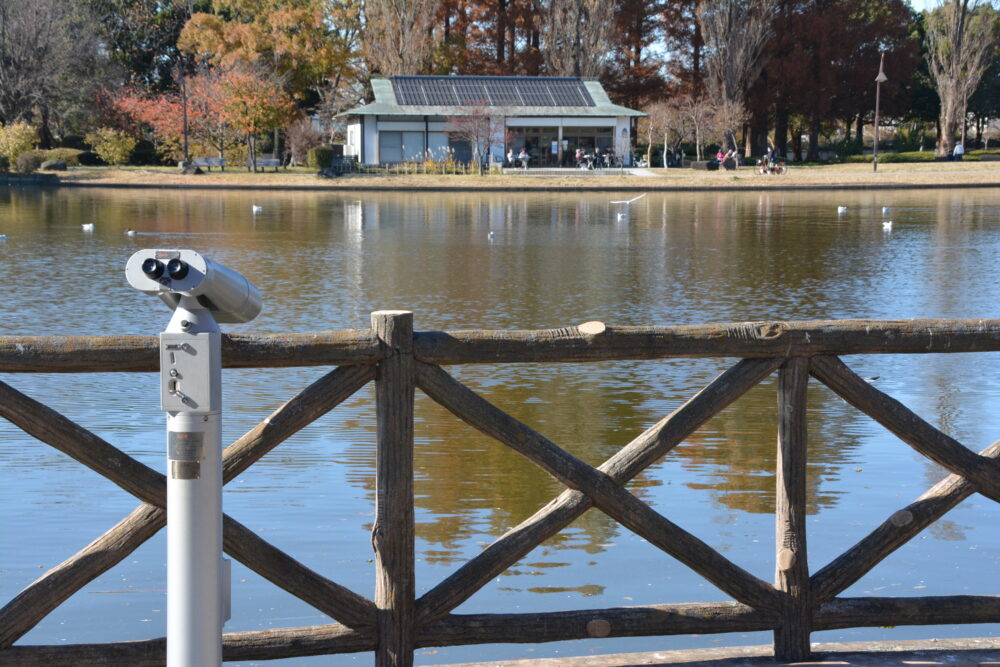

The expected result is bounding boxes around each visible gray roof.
[339,75,645,118]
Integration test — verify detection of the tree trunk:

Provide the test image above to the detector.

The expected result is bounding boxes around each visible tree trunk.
[774,107,789,158]
[749,111,768,158]
[496,0,507,66]
[936,104,959,157]
[38,107,54,150]
[806,115,820,162]
[855,115,864,148]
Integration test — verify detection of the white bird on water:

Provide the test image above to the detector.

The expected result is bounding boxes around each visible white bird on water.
[126,228,137,236]
[837,206,847,214]
[487,231,495,241]
[610,193,647,205]
[81,223,94,231]
[252,205,263,214]
[882,206,891,214]
[883,220,893,230]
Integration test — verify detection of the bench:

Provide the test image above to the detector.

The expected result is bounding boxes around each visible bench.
[192,157,226,171]
[250,158,283,172]
[691,160,719,171]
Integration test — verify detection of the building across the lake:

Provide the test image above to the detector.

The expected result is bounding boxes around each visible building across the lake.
[339,75,645,167]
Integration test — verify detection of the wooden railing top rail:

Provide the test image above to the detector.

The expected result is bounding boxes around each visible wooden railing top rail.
[3,318,1000,373]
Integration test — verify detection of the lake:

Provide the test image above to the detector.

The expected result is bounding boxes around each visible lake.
[1,186,998,665]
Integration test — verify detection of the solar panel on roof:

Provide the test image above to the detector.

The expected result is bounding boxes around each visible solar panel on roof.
[390,77,595,107]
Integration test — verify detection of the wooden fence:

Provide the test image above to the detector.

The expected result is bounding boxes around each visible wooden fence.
[1,313,999,666]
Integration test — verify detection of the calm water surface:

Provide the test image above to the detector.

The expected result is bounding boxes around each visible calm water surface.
[1,186,999,664]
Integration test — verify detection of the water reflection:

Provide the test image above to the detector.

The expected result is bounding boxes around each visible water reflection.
[2,186,999,651]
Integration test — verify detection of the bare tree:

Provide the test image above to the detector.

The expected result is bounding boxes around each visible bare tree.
[925,0,999,156]
[362,0,437,75]
[645,100,692,167]
[682,95,715,161]
[541,0,615,77]
[446,102,507,175]
[697,0,779,150]
[0,0,108,142]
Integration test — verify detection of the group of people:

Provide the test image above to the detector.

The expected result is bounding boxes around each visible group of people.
[506,148,530,169]
[757,147,786,174]
[715,148,741,168]
[574,147,613,169]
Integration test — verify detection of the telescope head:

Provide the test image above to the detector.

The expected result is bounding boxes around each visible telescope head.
[126,249,262,324]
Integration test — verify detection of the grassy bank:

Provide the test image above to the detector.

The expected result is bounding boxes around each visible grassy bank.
[30,160,1000,190]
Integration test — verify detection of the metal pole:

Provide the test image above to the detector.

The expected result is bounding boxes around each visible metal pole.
[162,298,227,667]
[873,53,887,173]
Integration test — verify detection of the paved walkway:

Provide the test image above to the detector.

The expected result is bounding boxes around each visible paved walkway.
[430,638,1000,666]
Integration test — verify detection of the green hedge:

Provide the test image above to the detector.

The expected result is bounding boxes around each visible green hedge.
[44,148,84,166]
[843,151,937,164]
[307,146,334,169]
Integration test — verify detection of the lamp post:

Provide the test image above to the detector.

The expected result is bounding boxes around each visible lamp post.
[873,52,888,173]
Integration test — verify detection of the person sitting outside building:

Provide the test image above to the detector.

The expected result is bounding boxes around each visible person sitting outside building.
[517,148,529,169]
[575,148,585,168]
[507,148,515,167]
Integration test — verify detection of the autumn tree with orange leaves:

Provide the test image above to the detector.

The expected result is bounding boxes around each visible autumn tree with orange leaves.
[217,67,297,171]
[108,66,294,169]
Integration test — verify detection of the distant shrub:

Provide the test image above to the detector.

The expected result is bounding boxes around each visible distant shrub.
[0,155,9,173]
[16,150,47,174]
[288,117,324,166]
[85,128,137,166]
[129,138,160,165]
[77,151,103,166]
[44,148,84,166]
[58,135,89,150]
[824,136,863,158]
[307,145,334,169]
[0,122,37,163]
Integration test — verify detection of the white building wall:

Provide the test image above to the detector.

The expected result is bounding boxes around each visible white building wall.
[345,119,361,157]
[363,116,378,164]
[615,117,633,166]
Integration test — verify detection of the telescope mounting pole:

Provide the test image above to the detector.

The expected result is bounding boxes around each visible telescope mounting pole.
[161,296,229,667]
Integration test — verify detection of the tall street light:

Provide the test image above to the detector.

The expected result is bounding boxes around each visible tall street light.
[873,52,888,173]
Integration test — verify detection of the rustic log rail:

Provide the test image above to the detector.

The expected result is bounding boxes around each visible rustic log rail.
[1,315,999,666]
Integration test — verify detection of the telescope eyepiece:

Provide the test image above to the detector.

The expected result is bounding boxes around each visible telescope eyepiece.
[166,259,189,280]
[141,258,164,279]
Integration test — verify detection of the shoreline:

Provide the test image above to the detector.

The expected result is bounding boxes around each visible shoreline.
[3,161,999,192]
[22,180,1000,192]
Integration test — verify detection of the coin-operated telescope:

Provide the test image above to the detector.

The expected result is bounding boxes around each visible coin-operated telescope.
[127,249,263,667]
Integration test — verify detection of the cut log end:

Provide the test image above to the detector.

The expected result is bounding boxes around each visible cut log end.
[890,510,914,527]
[778,548,796,571]
[578,321,607,336]
[586,618,611,637]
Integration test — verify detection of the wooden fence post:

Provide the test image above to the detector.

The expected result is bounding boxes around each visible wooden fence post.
[774,356,811,660]
[372,311,415,667]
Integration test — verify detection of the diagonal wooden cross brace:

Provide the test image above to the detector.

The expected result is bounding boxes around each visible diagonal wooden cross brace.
[811,438,1000,603]
[810,355,1000,504]
[414,359,785,619]
[0,365,377,648]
